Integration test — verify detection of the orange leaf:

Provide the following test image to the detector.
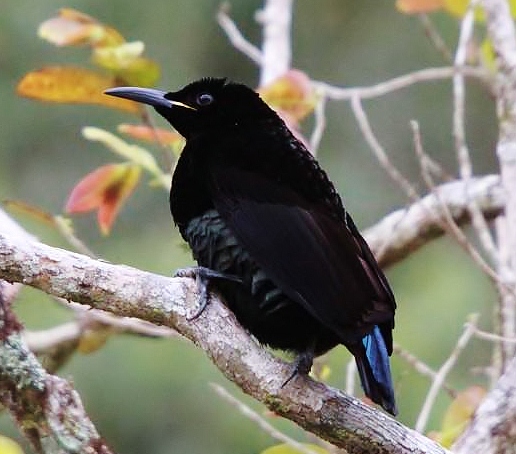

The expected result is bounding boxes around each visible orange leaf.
[38,8,125,48]
[258,70,316,124]
[17,66,141,113]
[66,163,141,235]
[118,124,184,146]
[396,0,444,13]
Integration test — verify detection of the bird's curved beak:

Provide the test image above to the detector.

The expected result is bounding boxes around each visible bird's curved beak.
[104,87,196,111]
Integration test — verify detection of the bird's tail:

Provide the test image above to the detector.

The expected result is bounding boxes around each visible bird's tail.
[354,326,397,415]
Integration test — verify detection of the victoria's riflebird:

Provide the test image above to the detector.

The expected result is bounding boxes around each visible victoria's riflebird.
[105,78,397,415]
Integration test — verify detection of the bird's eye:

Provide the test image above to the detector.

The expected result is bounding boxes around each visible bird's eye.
[196,92,214,107]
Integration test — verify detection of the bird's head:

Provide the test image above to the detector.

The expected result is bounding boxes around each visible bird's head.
[105,78,275,139]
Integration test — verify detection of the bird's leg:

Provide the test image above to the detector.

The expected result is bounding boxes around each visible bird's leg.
[174,266,242,320]
[282,346,315,387]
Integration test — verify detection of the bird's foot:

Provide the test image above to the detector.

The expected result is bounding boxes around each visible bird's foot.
[174,266,242,320]
[282,350,315,387]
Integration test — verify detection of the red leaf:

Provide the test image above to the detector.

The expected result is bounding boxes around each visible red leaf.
[65,163,141,234]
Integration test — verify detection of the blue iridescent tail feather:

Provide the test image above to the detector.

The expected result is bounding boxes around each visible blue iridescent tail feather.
[355,326,397,415]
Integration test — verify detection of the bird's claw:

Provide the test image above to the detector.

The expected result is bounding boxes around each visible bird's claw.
[281,350,314,387]
[174,266,242,320]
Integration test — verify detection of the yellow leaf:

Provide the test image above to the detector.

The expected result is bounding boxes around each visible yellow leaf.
[442,0,516,20]
[480,39,497,72]
[261,444,328,454]
[38,8,125,48]
[396,0,444,14]
[93,44,160,86]
[77,326,114,353]
[442,0,485,19]
[115,57,161,87]
[2,199,55,226]
[430,386,486,447]
[258,70,316,124]
[17,66,141,113]
[93,41,145,65]
[82,127,163,175]
[0,435,24,454]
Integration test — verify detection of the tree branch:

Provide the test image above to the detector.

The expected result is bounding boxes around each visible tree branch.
[0,173,505,452]
[483,0,516,373]
[0,232,447,454]
[0,295,113,453]
[256,0,293,85]
[365,174,503,268]
[452,355,516,453]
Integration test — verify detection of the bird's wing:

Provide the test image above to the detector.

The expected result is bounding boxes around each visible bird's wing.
[210,165,394,344]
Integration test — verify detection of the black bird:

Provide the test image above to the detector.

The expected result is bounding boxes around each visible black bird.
[105,78,397,415]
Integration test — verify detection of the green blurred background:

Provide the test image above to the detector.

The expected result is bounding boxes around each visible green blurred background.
[0,1,499,452]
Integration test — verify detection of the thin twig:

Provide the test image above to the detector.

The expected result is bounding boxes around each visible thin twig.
[350,95,419,201]
[350,97,426,264]
[345,357,357,397]
[453,0,499,265]
[467,323,516,344]
[313,66,488,101]
[141,108,175,172]
[62,300,179,338]
[211,383,322,454]
[393,344,457,398]
[421,152,454,182]
[309,93,327,155]
[54,216,97,258]
[217,3,263,65]
[418,14,453,63]
[415,314,479,433]
[411,120,503,286]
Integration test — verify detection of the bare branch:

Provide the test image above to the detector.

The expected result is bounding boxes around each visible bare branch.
[413,121,501,284]
[350,95,419,201]
[24,306,177,355]
[313,66,489,101]
[217,3,263,65]
[0,232,449,454]
[256,0,293,85]
[0,208,35,304]
[211,383,322,454]
[0,170,507,452]
[393,344,456,398]
[345,357,357,398]
[365,174,503,269]
[483,0,516,372]
[453,1,499,265]
[452,355,516,454]
[0,296,113,453]
[467,323,516,344]
[415,314,479,433]
[417,14,453,62]
[309,94,327,155]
